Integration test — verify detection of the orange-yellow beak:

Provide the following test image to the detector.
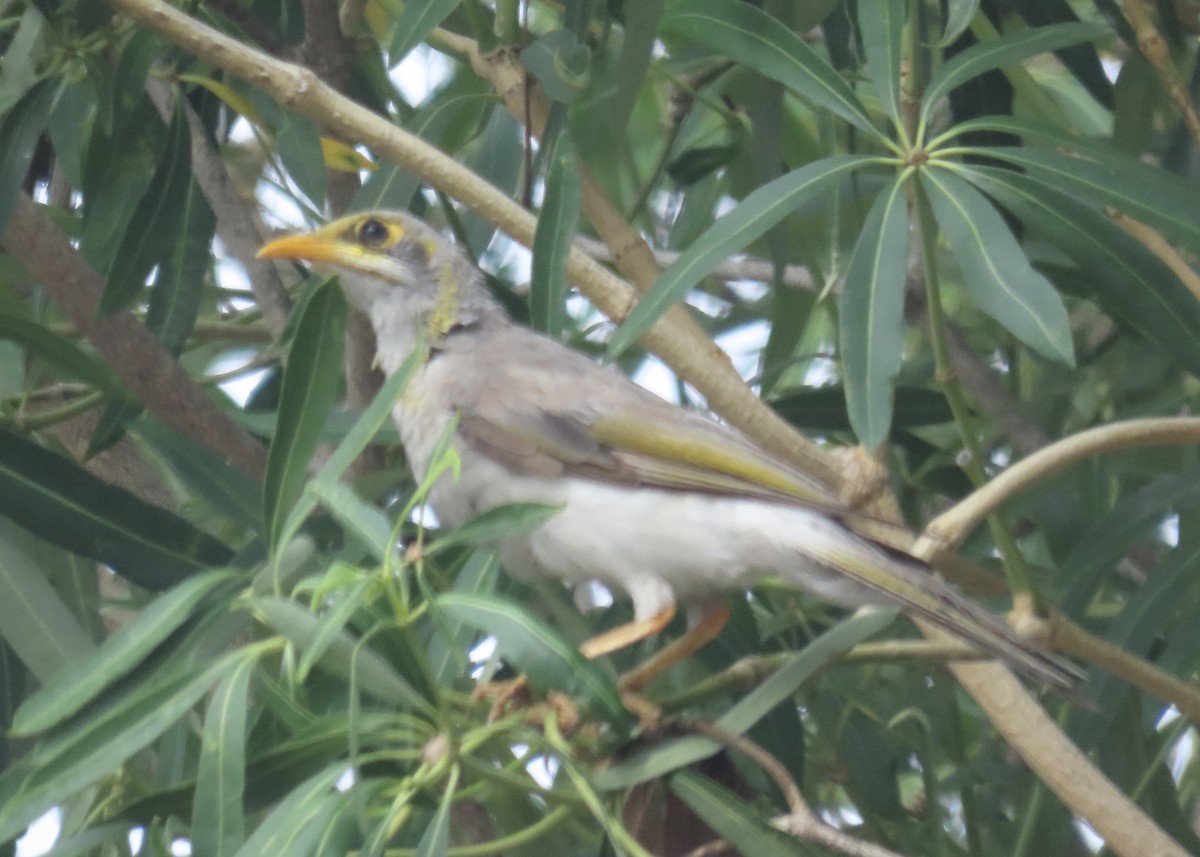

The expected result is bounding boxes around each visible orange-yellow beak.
[257,228,362,266]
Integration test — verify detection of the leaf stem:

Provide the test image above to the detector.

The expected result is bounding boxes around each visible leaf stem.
[912,177,1034,598]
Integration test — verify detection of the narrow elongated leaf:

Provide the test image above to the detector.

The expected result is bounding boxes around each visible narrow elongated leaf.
[0,428,234,589]
[661,0,878,135]
[608,155,875,358]
[436,592,627,728]
[840,175,909,452]
[265,281,347,553]
[389,0,462,62]
[100,101,192,315]
[858,0,905,126]
[0,313,126,397]
[594,611,894,789]
[920,22,1108,125]
[135,418,264,531]
[424,503,563,556]
[669,771,808,857]
[13,571,237,735]
[276,113,326,209]
[1072,537,1200,748]
[970,145,1200,257]
[229,764,347,857]
[1056,468,1200,619]
[414,765,459,857]
[919,168,1074,365]
[530,135,581,337]
[146,174,215,354]
[254,597,434,716]
[192,656,254,857]
[0,78,58,234]
[932,0,979,47]
[0,649,248,842]
[295,575,374,682]
[275,341,419,553]
[958,165,1200,378]
[0,531,95,685]
[308,483,396,562]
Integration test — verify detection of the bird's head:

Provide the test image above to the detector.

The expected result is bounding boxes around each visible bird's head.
[258,211,502,345]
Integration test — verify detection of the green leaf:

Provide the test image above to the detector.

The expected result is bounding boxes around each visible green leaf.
[957,165,1200,379]
[931,0,979,47]
[0,78,59,235]
[0,528,96,685]
[0,648,250,843]
[229,764,347,857]
[661,0,878,136]
[839,175,909,452]
[265,281,347,554]
[425,503,563,557]
[0,427,234,589]
[276,112,326,209]
[12,571,237,735]
[669,770,809,857]
[969,145,1200,258]
[45,78,95,185]
[99,100,193,315]
[275,341,420,554]
[192,656,254,857]
[858,0,905,127]
[530,134,581,337]
[919,167,1074,365]
[415,765,459,857]
[594,611,894,789]
[389,0,462,62]
[1072,537,1200,748]
[295,575,374,683]
[0,312,127,397]
[436,592,627,729]
[254,597,435,716]
[920,22,1108,127]
[308,483,396,563]
[608,155,876,358]
[135,418,265,532]
[523,31,592,104]
[146,174,215,354]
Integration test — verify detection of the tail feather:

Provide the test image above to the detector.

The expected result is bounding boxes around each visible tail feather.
[818,545,1083,692]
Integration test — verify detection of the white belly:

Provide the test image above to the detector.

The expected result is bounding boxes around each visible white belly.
[415,441,879,623]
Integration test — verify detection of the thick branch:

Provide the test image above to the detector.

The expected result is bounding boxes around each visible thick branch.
[1,194,267,478]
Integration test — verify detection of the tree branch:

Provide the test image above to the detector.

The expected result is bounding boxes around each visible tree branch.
[1,194,267,479]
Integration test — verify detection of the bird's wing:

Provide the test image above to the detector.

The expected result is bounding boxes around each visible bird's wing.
[446,333,849,518]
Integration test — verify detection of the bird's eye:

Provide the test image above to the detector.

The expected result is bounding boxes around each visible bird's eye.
[357,218,390,246]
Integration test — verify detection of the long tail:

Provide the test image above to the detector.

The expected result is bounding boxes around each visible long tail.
[816,541,1083,692]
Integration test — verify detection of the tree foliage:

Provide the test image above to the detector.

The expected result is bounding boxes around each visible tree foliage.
[0,1,1198,856]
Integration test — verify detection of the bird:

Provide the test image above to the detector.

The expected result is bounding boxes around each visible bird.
[257,210,1079,697]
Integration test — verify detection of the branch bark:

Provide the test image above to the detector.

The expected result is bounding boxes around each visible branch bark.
[2,194,267,478]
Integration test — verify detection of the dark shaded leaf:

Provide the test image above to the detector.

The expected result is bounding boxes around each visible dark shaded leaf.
[530,134,580,336]
[99,101,192,315]
[0,428,234,589]
[265,281,347,553]
[608,155,877,358]
[437,592,628,729]
[661,0,878,135]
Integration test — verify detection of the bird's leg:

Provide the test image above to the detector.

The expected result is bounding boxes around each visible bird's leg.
[617,603,730,692]
[579,603,678,658]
